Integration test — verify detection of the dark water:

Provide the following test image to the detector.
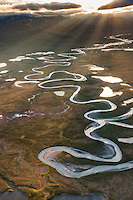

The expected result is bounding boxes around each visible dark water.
[52,193,106,200]
[0,181,29,200]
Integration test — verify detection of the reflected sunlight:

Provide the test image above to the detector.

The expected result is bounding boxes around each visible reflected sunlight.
[100,86,123,97]
[80,0,113,10]
[0,0,133,15]
[41,0,113,11]
[92,76,123,83]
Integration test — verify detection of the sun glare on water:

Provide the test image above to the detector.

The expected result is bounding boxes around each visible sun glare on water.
[41,0,113,10]
[80,0,113,10]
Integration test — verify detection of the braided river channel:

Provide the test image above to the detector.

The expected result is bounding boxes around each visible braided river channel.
[0,31,133,199]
